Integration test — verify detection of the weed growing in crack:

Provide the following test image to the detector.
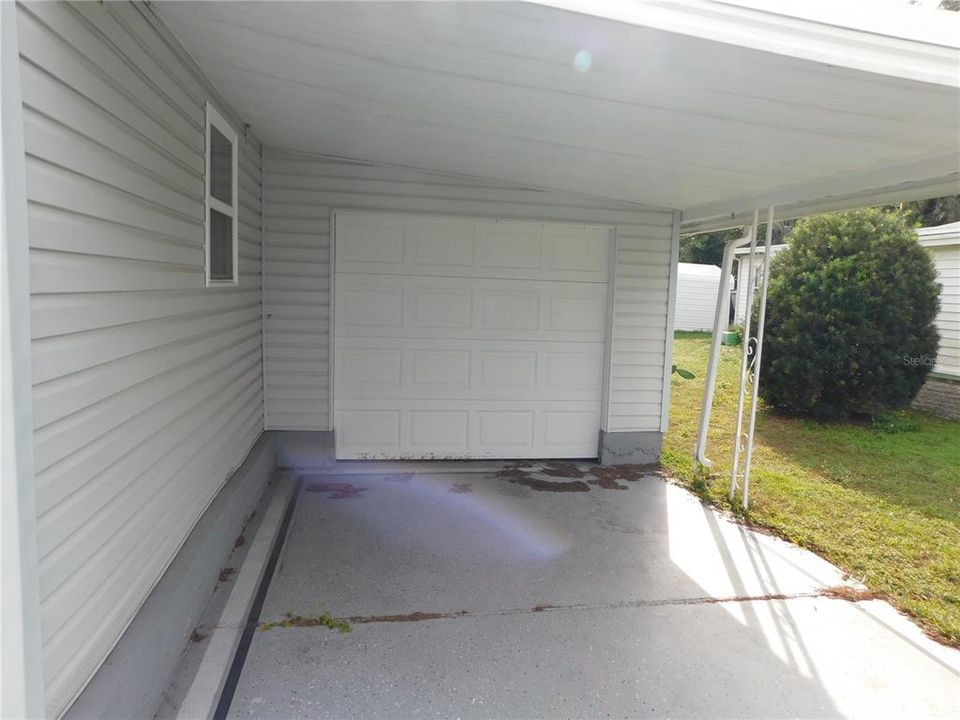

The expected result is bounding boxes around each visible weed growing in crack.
[260,611,352,634]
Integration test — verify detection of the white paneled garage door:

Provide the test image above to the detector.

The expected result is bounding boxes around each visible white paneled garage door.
[333,212,612,459]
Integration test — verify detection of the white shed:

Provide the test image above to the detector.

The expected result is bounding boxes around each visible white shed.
[1,2,958,718]
[675,263,724,332]
[913,222,960,418]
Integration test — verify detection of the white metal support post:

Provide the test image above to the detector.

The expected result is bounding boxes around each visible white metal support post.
[729,211,760,500]
[739,207,776,508]
[694,206,776,510]
[693,226,754,467]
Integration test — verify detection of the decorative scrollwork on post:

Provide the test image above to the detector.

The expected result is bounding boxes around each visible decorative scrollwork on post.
[746,336,759,384]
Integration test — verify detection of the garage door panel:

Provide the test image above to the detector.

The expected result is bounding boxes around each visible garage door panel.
[409,410,469,448]
[477,289,540,330]
[336,273,606,342]
[543,410,602,447]
[334,212,611,459]
[546,353,604,391]
[336,214,405,264]
[478,351,537,390]
[339,286,403,327]
[407,218,475,267]
[335,213,610,283]
[477,221,543,269]
[411,350,471,389]
[547,293,606,332]
[477,411,535,447]
[338,348,402,387]
[339,410,401,449]
[335,339,603,401]
[408,286,473,328]
[335,401,602,459]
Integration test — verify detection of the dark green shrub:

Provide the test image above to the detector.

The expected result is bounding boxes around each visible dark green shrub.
[757,208,940,419]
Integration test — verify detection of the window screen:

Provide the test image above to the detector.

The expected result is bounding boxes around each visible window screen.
[209,209,234,281]
[209,124,233,205]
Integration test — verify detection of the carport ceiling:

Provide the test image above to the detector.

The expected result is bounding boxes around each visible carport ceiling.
[156,1,960,224]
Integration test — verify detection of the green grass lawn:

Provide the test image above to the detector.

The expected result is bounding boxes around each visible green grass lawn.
[662,331,960,647]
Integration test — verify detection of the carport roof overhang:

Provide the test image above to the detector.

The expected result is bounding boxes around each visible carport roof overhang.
[155,1,960,230]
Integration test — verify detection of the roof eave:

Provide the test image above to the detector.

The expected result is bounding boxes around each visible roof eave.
[532,0,960,87]
[680,154,960,233]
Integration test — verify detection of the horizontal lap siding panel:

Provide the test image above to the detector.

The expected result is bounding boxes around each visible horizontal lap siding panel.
[263,151,673,433]
[609,228,674,433]
[17,2,264,716]
[931,245,960,377]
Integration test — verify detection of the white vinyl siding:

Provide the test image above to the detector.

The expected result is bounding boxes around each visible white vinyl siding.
[17,2,263,716]
[930,246,960,378]
[917,225,960,379]
[263,150,675,436]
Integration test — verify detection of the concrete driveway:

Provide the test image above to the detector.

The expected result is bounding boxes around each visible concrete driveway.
[226,462,959,719]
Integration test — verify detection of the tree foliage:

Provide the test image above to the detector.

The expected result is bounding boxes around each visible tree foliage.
[758,208,940,419]
[890,195,960,227]
[680,221,796,267]
[679,229,738,266]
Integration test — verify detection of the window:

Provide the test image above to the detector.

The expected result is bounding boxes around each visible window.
[205,103,238,285]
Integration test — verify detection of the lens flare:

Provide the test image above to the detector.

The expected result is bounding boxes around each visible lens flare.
[573,49,592,73]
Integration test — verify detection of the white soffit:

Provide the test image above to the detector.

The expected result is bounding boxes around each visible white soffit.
[155,1,960,222]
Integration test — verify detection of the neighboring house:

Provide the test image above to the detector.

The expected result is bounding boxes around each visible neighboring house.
[733,244,788,325]
[913,222,960,419]
[675,262,724,332]
[2,2,958,718]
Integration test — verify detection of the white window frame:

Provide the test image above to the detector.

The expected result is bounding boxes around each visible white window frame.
[205,101,239,286]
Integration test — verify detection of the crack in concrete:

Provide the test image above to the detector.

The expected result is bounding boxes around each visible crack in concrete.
[255,590,845,628]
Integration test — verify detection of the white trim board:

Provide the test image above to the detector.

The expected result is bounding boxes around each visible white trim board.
[1,1,45,715]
